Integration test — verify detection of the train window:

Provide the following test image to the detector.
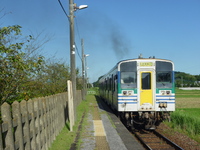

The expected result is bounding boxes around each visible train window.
[156,72,172,88]
[120,61,137,71]
[121,72,137,89]
[120,61,137,89]
[156,61,173,88]
[156,61,172,71]
[142,73,151,90]
[114,75,117,91]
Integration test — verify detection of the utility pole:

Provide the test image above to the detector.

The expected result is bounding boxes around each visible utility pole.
[69,1,88,104]
[81,39,85,100]
[85,54,88,90]
[69,0,76,120]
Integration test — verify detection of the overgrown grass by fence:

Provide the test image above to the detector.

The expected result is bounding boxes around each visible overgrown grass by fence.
[0,90,82,150]
[49,94,94,150]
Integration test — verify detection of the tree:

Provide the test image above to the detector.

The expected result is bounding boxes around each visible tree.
[38,60,70,95]
[0,25,45,104]
[0,9,84,104]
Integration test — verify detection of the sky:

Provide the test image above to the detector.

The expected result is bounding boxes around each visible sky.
[1,0,200,83]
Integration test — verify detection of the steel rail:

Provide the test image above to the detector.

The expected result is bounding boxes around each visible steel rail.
[133,129,184,150]
[153,130,184,150]
[134,132,152,150]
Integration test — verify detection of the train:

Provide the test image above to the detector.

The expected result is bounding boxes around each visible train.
[99,56,175,130]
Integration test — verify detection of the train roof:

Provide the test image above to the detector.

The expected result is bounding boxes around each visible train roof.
[117,57,173,65]
[99,57,174,82]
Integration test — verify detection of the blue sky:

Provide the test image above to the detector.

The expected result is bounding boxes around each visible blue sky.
[1,0,200,83]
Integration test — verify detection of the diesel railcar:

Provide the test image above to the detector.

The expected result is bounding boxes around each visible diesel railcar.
[99,56,175,129]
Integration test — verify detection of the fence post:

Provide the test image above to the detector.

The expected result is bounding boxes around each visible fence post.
[42,97,48,150]
[12,101,24,150]
[46,96,51,148]
[28,99,36,150]
[48,96,53,145]
[56,94,61,133]
[67,80,74,131]
[21,100,31,150]
[1,103,15,149]
[54,95,59,136]
[38,99,45,149]
[34,98,41,149]
[52,95,56,141]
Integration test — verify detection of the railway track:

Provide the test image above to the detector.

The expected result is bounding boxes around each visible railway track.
[99,97,186,150]
[133,129,184,150]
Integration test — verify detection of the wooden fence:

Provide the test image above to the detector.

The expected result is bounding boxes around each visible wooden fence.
[0,90,82,150]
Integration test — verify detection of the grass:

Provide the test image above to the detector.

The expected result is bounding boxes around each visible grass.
[175,88,200,109]
[166,88,200,143]
[171,109,200,133]
[49,95,94,150]
[176,97,200,108]
[175,88,200,98]
[48,124,75,150]
[76,95,96,149]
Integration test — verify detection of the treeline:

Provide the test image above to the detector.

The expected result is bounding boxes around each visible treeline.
[175,72,200,87]
[0,25,82,105]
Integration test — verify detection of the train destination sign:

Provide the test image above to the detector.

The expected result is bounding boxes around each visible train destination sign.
[139,62,154,67]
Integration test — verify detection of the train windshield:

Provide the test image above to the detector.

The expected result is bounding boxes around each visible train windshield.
[156,61,173,88]
[120,61,137,89]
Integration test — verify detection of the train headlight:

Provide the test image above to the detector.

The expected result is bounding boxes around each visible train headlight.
[166,91,171,95]
[161,91,165,95]
[122,90,134,96]
[123,91,127,95]
[128,91,132,95]
[160,90,171,95]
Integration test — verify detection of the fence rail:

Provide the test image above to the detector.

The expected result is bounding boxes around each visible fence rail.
[0,90,82,150]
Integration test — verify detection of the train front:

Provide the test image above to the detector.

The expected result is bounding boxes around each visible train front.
[118,58,175,130]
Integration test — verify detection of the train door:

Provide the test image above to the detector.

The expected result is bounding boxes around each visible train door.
[140,71,153,106]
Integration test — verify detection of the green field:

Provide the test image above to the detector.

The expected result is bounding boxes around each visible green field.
[176,88,200,98]
[169,88,200,143]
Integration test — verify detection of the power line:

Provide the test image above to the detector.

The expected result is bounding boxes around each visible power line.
[75,42,82,61]
[57,0,70,22]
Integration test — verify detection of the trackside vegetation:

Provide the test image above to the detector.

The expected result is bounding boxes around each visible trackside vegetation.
[170,109,200,141]
[167,88,200,143]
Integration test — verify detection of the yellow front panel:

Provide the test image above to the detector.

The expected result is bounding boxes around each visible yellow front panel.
[140,72,153,105]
